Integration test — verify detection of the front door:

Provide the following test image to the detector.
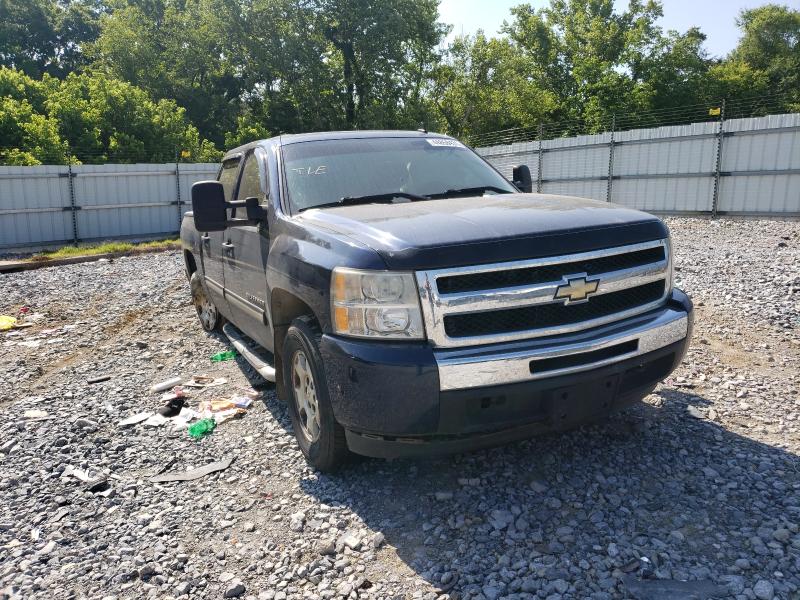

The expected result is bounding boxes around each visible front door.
[223,148,273,351]
[201,156,240,311]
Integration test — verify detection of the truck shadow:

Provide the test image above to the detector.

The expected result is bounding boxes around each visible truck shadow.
[293,388,800,597]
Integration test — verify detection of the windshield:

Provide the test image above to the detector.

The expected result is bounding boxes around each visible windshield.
[281,136,517,212]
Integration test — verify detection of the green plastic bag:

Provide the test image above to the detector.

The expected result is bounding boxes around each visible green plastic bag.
[211,350,237,362]
[188,418,216,439]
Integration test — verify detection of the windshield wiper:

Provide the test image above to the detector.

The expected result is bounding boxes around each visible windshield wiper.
[299,191,428,212]
[426,186,513,199]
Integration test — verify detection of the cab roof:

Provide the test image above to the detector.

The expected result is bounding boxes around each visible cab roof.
[223,130,453,161]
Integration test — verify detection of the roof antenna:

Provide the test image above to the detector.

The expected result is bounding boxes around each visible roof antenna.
[417,125,428,133]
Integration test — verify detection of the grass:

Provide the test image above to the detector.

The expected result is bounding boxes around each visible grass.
[29,238,180,262]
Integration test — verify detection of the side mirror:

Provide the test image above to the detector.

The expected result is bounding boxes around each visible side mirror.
[512,165,533,193]
[191,181,228,231]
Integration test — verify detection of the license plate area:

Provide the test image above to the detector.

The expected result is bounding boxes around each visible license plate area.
[547,374,620,428]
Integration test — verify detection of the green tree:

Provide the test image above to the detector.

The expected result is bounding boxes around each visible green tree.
[0,67,220,165]
[0,96,67,164]
[503,0,664,128]
[91,0,245,144]
[432,33,557,139]
[731,4,800,107]
[0,0,104,78]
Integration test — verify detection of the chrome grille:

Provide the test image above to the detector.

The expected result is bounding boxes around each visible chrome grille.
[416,239,671,348]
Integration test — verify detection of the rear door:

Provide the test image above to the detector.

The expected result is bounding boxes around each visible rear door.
[222,148,273,351]
[201,155,240,310]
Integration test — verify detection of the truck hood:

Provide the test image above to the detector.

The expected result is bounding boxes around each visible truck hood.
[297,193,669,270]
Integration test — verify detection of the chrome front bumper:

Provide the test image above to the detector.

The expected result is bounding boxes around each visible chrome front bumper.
[435,305,689,391]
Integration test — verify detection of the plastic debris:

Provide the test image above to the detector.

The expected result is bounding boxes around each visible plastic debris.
[211,350,237,362]
[188,418,217,439]
[160,387,186,402]
[231,393,257,408]
[150,377,183,393]
[0,316,16,331]
[87,375,111,384]
[158,396,186,417]
[151,456,234,483]
[143,413,168,427]
[183,375,227,388]
[118,412,152,427]
[23,410,49,419]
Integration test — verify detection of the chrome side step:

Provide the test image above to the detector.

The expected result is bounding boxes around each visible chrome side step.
[222,323,276,382]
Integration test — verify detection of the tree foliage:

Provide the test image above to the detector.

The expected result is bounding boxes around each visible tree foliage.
[0,0,798,163]
[0,67,220,163]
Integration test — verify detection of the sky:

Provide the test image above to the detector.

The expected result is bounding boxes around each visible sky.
[438,0,800,58]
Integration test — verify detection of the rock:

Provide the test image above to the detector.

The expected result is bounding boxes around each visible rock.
[773,528,790,543]
[220,572,236,583]
[224,582,246,598]
[434,492,453,501]
[289,511,305,532]
[687,406,704,419]
[317,539,336,556]
[337,531,361,551]
[753,580,774,600]
[370,532,385,549]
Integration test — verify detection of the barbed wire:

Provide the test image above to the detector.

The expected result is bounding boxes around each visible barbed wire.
[469,92,799,148]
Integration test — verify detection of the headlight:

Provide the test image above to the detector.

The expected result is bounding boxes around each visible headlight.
[331,268,425,339]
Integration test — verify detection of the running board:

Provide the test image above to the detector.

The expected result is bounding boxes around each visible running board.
[223,323,276,382]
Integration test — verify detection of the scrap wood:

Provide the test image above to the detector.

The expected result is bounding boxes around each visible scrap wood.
[150,457,234,483]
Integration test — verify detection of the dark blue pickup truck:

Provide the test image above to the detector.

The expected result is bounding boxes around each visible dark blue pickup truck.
[180,130,693,471]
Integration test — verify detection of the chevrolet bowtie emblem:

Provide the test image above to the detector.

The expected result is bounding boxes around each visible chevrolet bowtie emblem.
[554,275,600,303]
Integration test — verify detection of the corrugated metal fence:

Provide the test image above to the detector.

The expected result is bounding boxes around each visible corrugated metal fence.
[1,113,798,250]
[476,113,800,215]
[0,163,218,250]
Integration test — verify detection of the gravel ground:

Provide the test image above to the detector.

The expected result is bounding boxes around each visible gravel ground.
[1,217,799,600]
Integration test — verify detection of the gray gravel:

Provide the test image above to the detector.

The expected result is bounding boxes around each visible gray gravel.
[1,216,799,600]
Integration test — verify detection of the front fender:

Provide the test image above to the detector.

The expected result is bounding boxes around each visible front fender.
[266,218,386,332]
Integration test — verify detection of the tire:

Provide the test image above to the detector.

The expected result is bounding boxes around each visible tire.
[283,316,349,471]
[190,271,224,332]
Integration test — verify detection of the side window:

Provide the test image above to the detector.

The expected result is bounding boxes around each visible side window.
[237,151,267,203]
[218,157,240,201]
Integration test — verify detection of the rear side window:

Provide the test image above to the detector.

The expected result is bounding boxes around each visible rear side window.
[218,158,240,201]
[237,151,267,203]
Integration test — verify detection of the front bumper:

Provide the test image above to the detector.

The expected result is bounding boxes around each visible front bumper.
[319,289,693,458]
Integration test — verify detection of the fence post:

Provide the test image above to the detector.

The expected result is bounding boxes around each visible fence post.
[175,150,183,231]
[606,114,616,202]
[66,151,79,246]
[711,99,726,218]
[536,123,544,193]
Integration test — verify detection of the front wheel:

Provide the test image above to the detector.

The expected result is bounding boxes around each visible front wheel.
[283,316,349,472]
[190,272,224,332]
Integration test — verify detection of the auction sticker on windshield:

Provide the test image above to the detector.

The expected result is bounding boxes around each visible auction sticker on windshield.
[426,138,465,148]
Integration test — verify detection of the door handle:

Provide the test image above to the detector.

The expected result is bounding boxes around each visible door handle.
[201,234,210,245]
[221,241,234,255]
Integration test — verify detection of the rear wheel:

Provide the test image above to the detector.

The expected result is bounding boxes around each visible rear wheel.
[190,272,223,332]
[283,316,349,471]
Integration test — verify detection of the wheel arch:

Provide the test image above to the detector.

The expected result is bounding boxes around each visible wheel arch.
[270,288,322,401]
[184,250,198,280]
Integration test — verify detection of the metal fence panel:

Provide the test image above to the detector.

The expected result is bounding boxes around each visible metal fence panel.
[0,162,219,250]
[73,164,177,239]
[718,114,800,214]
[542,180,608,201]
[178,164,219,216]
[0,165,73,247]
